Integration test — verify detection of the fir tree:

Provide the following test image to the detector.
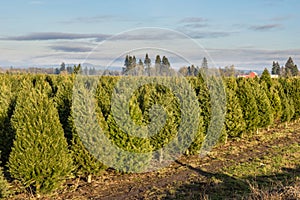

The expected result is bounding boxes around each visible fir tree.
[236,78,259,133]
[260,68,282,122]
[155,55,162,75]
[277,78,294,124]
[105,77,153,172]
[54,75,74,144]
[0,165,9,199]
[260,68,272,88]
[197,69,211,135]
[70,77,107,182]
[285,57,298,76]
[249,79,274,129]
[8,79,72,194]
[162,56,172,76]
[144,53,151,76]
[186,77,205,154]
[201,57,208,69]
[0,76,15,165]
[224,77,246,138]
[271,61,280,75]
[136,59,144,76]
[60,62,66,72]
[289,78,300,119]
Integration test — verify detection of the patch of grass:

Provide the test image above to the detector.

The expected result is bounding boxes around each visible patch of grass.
[222,143,300,178]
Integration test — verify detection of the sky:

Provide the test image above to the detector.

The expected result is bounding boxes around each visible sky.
[0,0,300,71]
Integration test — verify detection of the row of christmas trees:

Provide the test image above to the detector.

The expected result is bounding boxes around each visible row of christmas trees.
[1,71,300,197]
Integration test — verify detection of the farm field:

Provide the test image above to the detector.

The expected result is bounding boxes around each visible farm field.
[1,73,300,200]
[10,121,300,200]
[1,1,300,199]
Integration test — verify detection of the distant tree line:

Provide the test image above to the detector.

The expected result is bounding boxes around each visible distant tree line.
[122,53,173,76]
[271,57,299,77]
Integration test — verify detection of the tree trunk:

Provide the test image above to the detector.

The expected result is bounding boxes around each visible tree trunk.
[87,174,92,183]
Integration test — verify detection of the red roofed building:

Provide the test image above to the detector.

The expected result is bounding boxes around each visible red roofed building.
[237,72,258,78]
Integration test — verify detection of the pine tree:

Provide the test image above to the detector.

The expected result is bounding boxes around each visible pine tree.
[260,68,272,88]
[144,53,151,76]
[0,76,15,165]
[197,69,211,135]
[268,83,282,123]
[54,75,74,144]
[285,57,298,76]
[162,56,172,76]
[60,62,66,72]
[277,78,294,124]
[136,59,144,76]
[249,79,274,129]
[224,77,246,138]
[105,77,153,172]
[155,55,162,75]
[0,165,9,199]
[271,61,280,75]
[201,57,208,69]
[289,78,300,119]
[201,75,226,150]
[186,77,205,154]
[260,68,282,122]
[8,79,72,194]
[70,77,107,181]
[236,78,259,133]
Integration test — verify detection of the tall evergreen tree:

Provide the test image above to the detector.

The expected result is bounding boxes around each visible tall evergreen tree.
[8,79,72,194]
[201,57,208,69]
[155,55,162,75]
[123,55,137,75]
[136,59,144,76]
[285,57,298,76]
[144,53,151,76]
[60,62,66,72]
[271,61,280,75]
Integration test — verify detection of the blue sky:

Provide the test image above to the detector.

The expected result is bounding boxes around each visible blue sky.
[0,0,299,70]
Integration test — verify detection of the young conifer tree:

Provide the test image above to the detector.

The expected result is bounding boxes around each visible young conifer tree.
[106,77,153,172]
[279,78,296,121]
[236,78,259,133]
[0,164,9,199]
[0,76,14,165]
[260,69,282,123]
[197,69,211,135]
[290,78,300,120]
[249,79,274,129]
[8,79,72,194]
[70,77,107,182]
[276,79,294,125]
[54,75,75,144]
[224,77,246,138]
[186,77,205,155]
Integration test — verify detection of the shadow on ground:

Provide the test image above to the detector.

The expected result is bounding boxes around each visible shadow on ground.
[161,161,300,200]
